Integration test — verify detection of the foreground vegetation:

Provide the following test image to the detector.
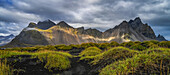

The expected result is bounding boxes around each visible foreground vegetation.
[0,40,170,75]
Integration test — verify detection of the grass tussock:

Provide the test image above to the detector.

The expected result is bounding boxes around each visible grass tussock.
[91,47,138,65]
[35,52,72,71]
[0,50,30,58]
[0,40,170,74]
[79,47,102,61]
[100,48,170,75]
[79,47,102,57]
[0,50,72,72]
[0,59,13,75]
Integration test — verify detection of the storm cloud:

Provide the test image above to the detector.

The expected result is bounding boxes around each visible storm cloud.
[0,0,170,40]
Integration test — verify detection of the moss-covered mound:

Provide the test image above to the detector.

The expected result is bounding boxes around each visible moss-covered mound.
[78,47,138,74]
[100,48,170,75]
[158,41,170,48]
[0,50,72,72]
[35,51,72,71]
[79,47,102,57]
[92,47,138,65]
[79,47,102,62]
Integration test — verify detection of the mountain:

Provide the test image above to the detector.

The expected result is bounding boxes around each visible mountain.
[6,17,168,47]
[156,34,167,41]
[36,20,56,29]
[0,34,15,46]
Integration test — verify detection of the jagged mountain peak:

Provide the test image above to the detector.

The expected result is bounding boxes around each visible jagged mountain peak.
[84,28,103,38]
[57,21,68,26]
[58,21,67,24]
[134,17,141,21]
[128,20,134,24]
[28,22,36,28]
[120,21,128,25]
[129,17,142,24]
[37,19,56,30]
[6,17,168,47]
[85,28,102,32]
[156,34,168,41]
[56,21,73,28]
[118,21,129,28]
[77,26,84,29]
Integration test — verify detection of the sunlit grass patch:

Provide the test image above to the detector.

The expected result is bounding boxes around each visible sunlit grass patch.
[0,50,30,58]
[100,51,170,75]
[0,50,72,72]
[91,47,138,65]
[142,47,170,54]
[32,51,72,71]
[78,47,102,62]
[79,47,102,57]
[0,59,13,75]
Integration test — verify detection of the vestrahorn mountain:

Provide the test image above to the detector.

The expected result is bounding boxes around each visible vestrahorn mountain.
[6,17,167,47]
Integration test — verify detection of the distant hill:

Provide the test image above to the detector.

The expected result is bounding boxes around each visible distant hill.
[0,34,15,46]
[6,17,167,47]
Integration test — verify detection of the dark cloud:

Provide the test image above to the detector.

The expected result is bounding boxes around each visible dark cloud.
[0,0,169,40]
[0,0,13,6]
[0,29,9,33]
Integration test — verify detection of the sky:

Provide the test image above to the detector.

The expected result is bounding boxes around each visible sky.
[0,0,170,40]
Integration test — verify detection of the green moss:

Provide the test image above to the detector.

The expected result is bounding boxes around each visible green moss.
[0,49,72,72]
[158,41,170,48]
[0,50,30,58]
[110,41,119,47]
[44,53,70,71]
[80,42,99,49]
[121,41,134,47]
[99,43,110,50]
[142,48,170,54]
[100,48,170,75]
[141,41,159,48]
[69,44,81,49]
[34,51,72,71]
[55,45,73,50]
[79,47,102,57]
[130,44,146,51]
[43,45,56,50]
[91,47,138,66]
[0,59,13,75]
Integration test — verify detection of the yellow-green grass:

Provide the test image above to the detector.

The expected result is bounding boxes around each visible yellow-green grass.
[0,59,13,75]
[0,50,72,72]
[91,47,138,65]
[79,47,102,61]
[142,47,170,54]
[56,45,73,50]
[100,48,170,75]
[158,41,170,48]
[79,47,102,57]
[33,51,72,71]
[0,50,30,58]
[130,44,146,51]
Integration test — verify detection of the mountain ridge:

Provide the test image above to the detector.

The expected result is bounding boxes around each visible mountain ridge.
[5,17,168,47]
[0,34,15,46]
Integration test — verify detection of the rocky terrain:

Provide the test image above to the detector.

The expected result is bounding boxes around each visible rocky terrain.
[5,17,167,47]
